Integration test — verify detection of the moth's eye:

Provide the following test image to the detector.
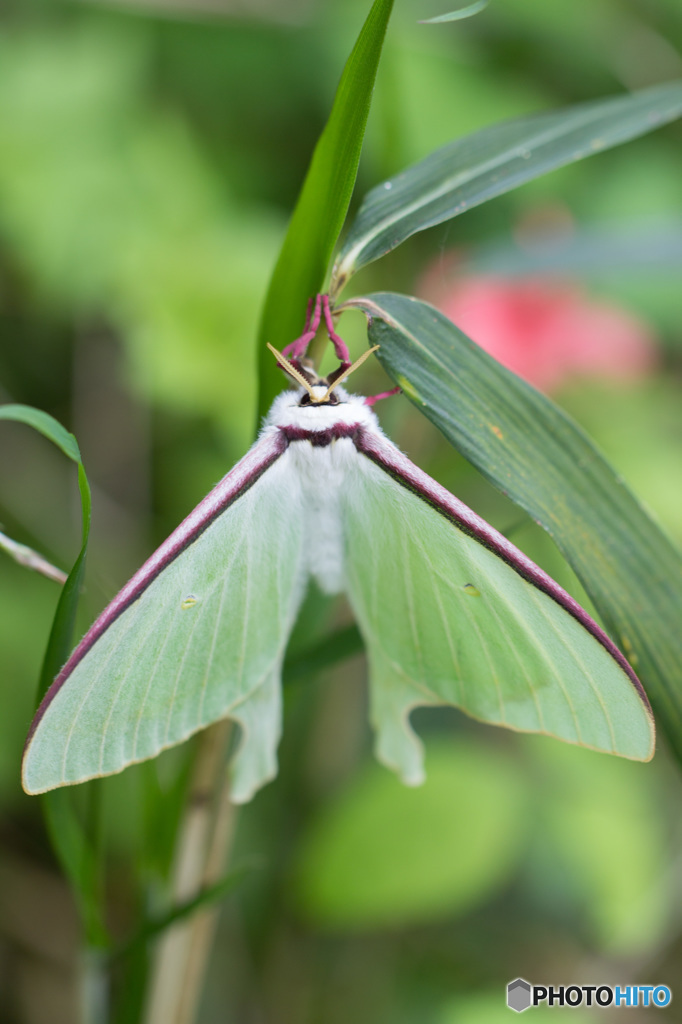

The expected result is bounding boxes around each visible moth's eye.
[327,393,340,406]
[181,595,198,609]
[463,583,481,597]
[299,394,311,407]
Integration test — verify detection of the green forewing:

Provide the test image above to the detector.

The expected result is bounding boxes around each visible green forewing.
[343,457,654,785]
[23,455,306,803]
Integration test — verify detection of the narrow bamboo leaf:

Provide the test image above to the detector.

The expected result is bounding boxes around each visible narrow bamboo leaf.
[39,464,90,696]
[420,0,489,24]
[112,864,256,962]
[0,405,101,943]
[256,0,394,421]
[0,528,67,583]
[42,789,109,948]
[0,403,81,461]
[332,80,682,289]
[0,404,91,697]
[341,292,682,761]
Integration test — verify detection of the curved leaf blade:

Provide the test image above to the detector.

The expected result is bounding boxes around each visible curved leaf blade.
[0,528,67,583]
[0,402,81,463]
[340,293,682,761]
[332,80,682,289]
[0,403,91,696]
[420,1,489,24]
[111,862,258,961]
[0,404,101,943]
[256,0,394,421]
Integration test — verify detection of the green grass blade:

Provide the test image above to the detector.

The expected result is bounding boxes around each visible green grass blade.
[0,403,81,462]
[340,293,682,762]
[332,80,682,287]
[0,404,91,699]
[420,1,489,24]
[0,405,102,943]
[0,528,67,583]
[42,789,109,948]
[39,460,92,699]
[256,0,394,422]
[111,863,257,962]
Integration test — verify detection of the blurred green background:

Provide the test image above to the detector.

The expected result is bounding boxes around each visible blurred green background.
[1,0,681,1021]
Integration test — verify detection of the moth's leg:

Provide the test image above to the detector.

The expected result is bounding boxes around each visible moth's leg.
[282,293,323,359]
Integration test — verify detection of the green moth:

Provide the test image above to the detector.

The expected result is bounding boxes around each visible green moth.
[22,296,654,802]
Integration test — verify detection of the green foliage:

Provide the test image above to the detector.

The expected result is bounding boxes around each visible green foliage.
[341,293,682,764]
[1,0,682,1019]
[112,863,257,962]
[256,0,394,418]
[295,739,527,928]
[0,405,90,700]
[420,1,490,26]
[0,24,279,452]
[438,992,592,1023]
[0,405,107,950]
[531,739,668,954]
[333,80,682,286]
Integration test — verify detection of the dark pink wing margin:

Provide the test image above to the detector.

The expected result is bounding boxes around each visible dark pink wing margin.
[355,426,654,719]
[24,428,288,751]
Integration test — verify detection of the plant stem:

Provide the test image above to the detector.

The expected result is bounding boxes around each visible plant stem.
[81,947,110,1024]
[143,720,237,1024]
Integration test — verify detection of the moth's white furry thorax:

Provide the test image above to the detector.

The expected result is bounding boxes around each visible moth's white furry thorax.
[289,438,353,595]
[263,386,382,595]
[264,385,379,433]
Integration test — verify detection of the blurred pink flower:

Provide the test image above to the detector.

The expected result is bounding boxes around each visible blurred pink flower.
[419,268,657,393]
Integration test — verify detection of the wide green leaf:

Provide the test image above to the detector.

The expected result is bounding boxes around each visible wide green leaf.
[256,0,394,421]
[331,80,682,290]
[339,293,682,761]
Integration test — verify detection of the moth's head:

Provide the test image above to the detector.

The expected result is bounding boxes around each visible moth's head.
[266,342,378,408]
[299,384,341,408]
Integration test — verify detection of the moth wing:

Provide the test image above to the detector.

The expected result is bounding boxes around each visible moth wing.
[342,430,655,785]
[23,431,306,803]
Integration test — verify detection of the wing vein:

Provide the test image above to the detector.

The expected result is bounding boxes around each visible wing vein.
[529,589,616,749]
[95,601,175,772]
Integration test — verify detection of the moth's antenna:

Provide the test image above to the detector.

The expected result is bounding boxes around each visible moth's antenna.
[267,343,316,397]
[320,345,380,402]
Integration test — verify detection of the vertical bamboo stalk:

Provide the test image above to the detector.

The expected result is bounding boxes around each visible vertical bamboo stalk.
[144,720,236,1024]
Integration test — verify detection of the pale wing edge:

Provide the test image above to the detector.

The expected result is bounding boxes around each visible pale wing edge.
[23,660,284,797]
[22,428,288,770]
[354,426,655,732]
